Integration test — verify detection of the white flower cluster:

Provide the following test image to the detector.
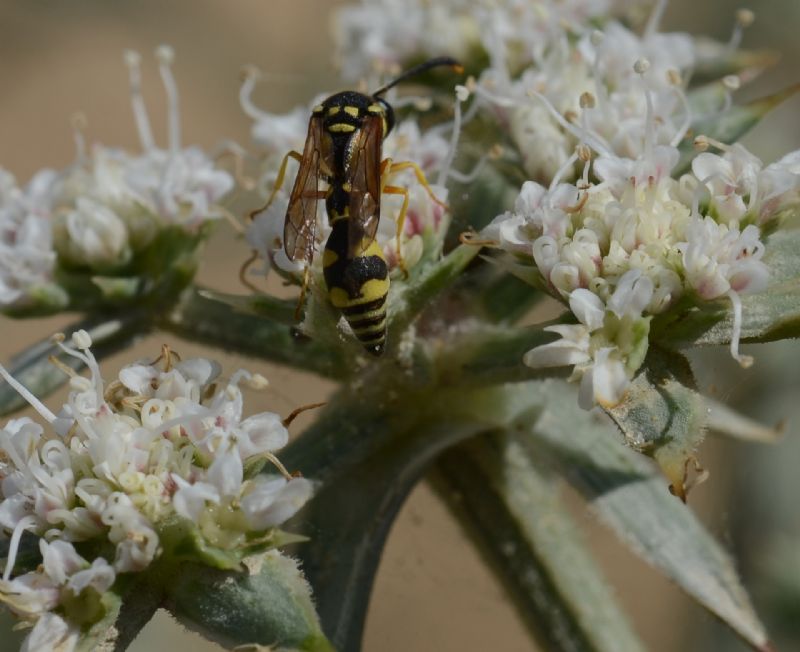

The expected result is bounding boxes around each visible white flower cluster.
[488,112,799,408]
[0,46,233,310]
[0,332,312,651]
[332,0,626,84]
[0,170,60,308]
[240,69,454,279]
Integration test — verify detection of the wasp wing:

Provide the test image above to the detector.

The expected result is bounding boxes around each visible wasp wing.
[283,114,326,264]
[346,114,383,257]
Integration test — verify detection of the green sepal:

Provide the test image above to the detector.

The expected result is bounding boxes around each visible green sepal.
[73,586,126,652]
[157,514,305,571]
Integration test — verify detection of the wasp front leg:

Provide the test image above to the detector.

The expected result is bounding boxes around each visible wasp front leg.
[248,150,304,221]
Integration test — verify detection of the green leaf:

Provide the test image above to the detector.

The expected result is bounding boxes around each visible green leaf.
[435,432,646,652]
[527,380,771,652]
[167,551,333,652]
[653,226,800,348]
[197,288,298,326]
[604,349,708,500]
[691,40,779,85]
[0,310,151,417]
[676,84,800,174]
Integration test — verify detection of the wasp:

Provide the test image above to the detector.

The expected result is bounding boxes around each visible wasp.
[262,57,462,356]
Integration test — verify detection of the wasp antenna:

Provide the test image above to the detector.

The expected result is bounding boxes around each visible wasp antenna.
[372,56,463,96]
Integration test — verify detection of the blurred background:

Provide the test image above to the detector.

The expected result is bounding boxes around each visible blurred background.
[0,1,798,650]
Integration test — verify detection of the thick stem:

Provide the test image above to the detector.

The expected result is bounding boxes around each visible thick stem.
[159,286,347,379]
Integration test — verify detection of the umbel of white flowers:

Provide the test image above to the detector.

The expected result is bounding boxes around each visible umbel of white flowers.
[483,57,799,408]
[0,46,233,312]
[0,331,312,651]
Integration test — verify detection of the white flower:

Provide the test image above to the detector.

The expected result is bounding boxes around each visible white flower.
[124,147,233,229]
[20,613,78,652]
[241,476,314,530]
[523,275,651,409]
[55,197,130,268]
[678,217,767,300]
[0,169,59,308]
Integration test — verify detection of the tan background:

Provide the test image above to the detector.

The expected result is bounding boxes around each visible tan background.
[1,1,798,650]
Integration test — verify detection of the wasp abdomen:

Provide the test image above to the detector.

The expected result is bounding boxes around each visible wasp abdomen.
[323,222,389,356]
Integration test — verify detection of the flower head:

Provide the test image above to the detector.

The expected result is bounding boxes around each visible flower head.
[0,334,313,647]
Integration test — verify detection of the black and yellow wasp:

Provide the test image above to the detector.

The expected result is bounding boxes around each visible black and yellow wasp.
[264,57,462,356]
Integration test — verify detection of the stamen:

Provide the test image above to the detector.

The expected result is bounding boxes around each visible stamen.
[667,71,693,148]
[123,50,155,152]
[156,45,181,152]
[2,515,38,581]
[437,85,467,186]
[528,89,613,158]
[550,150,579,190]
[728,8,755,52]
[645,0,669,38]
[634,59,655,162]
[726,289,753,367]
[70,112,88,164]
[0,364,57,423]
[53,332,104,409]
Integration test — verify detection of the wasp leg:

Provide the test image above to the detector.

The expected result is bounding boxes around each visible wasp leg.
[295,264,311,321]
[248,150,304,221]
[238,249,262,294]
[382,184,411,277]
[387,160,448,209]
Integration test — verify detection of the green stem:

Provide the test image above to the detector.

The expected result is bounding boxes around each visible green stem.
[159,286,347,379]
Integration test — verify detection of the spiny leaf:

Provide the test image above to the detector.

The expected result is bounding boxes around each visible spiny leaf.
[676,84,800,174]
[435,432,646,652]
[706,396,784,443]
[526,380,771,652]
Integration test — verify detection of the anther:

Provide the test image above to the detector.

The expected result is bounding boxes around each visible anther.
[736,8,755,27]
[723,75,741,91]
[633,58,651,75]
[667,69,683,86]
[579,92,596,110]
[693,135,710,151]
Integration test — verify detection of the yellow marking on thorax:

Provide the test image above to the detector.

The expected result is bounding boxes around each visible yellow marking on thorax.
[327,106,340,116]
[342,182,352,192]
[343,106,360,117]
[329,123,356,133]
[367,104,383,114]
[312,104,324,113]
